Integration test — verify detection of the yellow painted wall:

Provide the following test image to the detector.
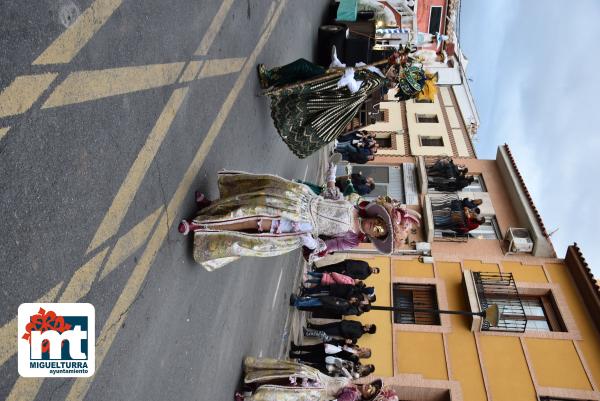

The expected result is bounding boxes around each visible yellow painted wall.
[392,259,434,278]
[545,263,600,388]
[437,262,488,401]
[353,255,600,400]
[526,338,592,390]
[479,336,537,401]
[501,261,548,283]
[352,256,394,377]
[463,260,501,273]
[396,331,448,380]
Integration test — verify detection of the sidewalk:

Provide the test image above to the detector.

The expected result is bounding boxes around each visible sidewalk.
[277,145,332,359]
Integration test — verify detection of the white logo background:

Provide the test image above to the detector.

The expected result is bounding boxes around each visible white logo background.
[18,303,95,377]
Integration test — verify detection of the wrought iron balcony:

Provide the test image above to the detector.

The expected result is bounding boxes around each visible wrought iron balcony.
[472,272,527,333]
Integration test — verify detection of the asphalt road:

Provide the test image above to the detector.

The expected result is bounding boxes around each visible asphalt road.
[0,1,329,400]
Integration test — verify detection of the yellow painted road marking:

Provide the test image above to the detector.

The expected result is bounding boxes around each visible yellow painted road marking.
[5,208,159,400]
[197,57,246,78]
[179,61,204,83]
[5,376,43,401]
[0,281,63,367]
[194,0,236,56]
[167,1,286,222]
[100,206,163,280]
[66,211,168,401]
[66,2,287,399]
[42,63,186,109]
[86,88,188,253]
[260,1,277,33]
[0,74,58,118]
[33,0,123,65]
[59,248,109,302]
[0,127,10,141]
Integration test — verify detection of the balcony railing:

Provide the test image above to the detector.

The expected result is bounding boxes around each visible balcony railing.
[472,272,527,333]
[429,193,469,242]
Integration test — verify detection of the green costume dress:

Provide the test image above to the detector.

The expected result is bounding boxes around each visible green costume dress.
[261,59,386,159]
[261,58,326,87]
[394,65,427,101]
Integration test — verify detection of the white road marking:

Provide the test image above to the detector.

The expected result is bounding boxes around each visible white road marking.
[271,268,284,310]
[302,164,309,181]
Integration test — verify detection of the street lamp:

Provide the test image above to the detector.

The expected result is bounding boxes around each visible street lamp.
[370,304,500,327]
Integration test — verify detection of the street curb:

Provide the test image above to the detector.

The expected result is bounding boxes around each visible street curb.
[278,255,307,359]
[277,146,330,359]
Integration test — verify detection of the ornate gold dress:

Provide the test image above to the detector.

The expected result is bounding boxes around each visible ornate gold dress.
[192,172,358,271]
[243,357,351,401]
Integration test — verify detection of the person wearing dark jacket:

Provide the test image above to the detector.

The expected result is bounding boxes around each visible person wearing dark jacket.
[301,281,366,299]
[307,320,376,340]
[428,175,474,192]
[313,260,380,280]
[290,295,365,316]
[288,342,364,366]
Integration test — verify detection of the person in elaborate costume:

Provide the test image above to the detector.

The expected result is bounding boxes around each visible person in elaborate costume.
[393,64,438,102]
[257,48,438,158]
[178,165,420,271]
[236,357,398,401]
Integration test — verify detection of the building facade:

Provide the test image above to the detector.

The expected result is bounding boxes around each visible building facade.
[346,244,600,401]
[321,4,600,399]
[327,146,600,400]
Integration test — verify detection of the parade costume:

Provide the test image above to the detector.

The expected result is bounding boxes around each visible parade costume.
[257,53,438,158]
[179,172,411,271]
[258,57,387,159]
[239,358,398,401]
[394,65,438,102]
[257,58,326,88]
[241,357,350,401]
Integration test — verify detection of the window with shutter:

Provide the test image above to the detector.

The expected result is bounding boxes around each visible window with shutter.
[393,284,440,325]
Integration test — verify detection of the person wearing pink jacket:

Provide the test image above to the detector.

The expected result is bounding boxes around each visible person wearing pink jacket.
[305,271,358,286]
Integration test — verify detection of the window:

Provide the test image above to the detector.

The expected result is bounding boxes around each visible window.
[351,165,390,199]
[420,136,444,147]
[468,217,501,240]
[375,137,392,148]
[428,6,443,35]
[488,294,566,333]
[393,284,440,325]
[461,174,487,192]
[349,165,406,202]
[416,114,439,123]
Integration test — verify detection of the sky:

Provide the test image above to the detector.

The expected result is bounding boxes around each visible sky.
[459,0,600,277]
